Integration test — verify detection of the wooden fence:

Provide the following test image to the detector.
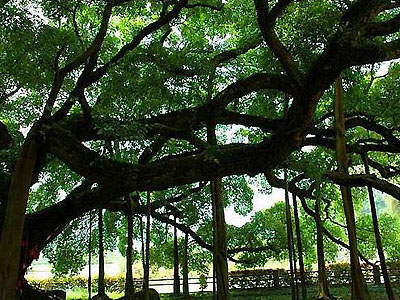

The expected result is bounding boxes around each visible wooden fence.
[134,268,400,293]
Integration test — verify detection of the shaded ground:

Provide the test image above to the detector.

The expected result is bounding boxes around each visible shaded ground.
[162,285,395,299]
[68,285,399,300]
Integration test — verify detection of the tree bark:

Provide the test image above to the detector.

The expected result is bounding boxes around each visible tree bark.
[284,172,297,300]
[139,216,146,289]
[98,209,106,297]
[88,211,92,300]
[183,233,189,298]
[292,193,307,300]
[125,198,135,299]
[207,124,229,300]
[144,192,151,300]
[293,251,299,300]
[315,185,333,300]
[173,215,180,295]
[0,133,37,300]
[334,77,370,300]
[213,256,216,300]
[362,154,395,300]
[211,179,229,300]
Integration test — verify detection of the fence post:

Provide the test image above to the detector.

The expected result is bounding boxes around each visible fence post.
[373,265,381,285]
[273,270,280,288]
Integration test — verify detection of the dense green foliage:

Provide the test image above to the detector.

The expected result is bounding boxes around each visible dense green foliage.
[2,1,400,299]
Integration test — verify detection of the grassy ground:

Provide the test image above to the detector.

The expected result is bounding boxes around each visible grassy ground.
[67,288,123,299]
[163,286,396,300]
[67,285,398,300]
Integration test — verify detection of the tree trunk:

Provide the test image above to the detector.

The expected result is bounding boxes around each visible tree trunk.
[0,133,37,300]
[98,209,106,297]
[183,233,189,298]
[213,257,217,300]
[334,77,370,300]
[284,172,297,300]
[212,179,229,300]
[144,192,151,300]
[292,228,299,300]
[139,216,145,289]
[315,185,332,300]
[292,193,307,300]
[125,198,135,299]
[207,124,229,300]
[362,154,395,300]
[173,215,180,295]
[88,211,92,300]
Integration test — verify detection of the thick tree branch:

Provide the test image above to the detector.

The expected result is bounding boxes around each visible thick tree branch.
[153,212,212,251]
[254,0,303,89]
[146,123,207,149]
[42,3,113,122]
[0,122,12,150]
[368,159,400,179]
[0,86,20,105]
[103,182,208,212]
[366,14,400,37]
[210,73,295,110]
[45,122,304,192]
[87,0,189,86]
[326,172,400,200]
[217,111,282,131]
[138,137,168,164]
[60,2,113,75]
[57,72,293,150]
[212,35,263,66]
